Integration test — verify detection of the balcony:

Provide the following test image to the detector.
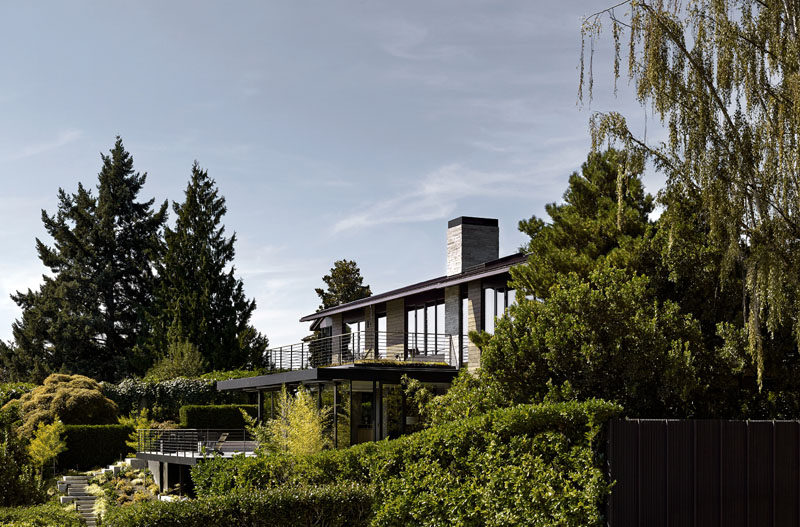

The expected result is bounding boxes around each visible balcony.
[264,331,458,371]
[135,428,256,460]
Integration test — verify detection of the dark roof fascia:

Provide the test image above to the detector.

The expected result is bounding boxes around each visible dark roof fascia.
[300,252,527,322]
[217,366,459,392]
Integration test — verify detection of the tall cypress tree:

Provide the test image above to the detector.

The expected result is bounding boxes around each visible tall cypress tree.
[6,138,167,381]
[147,162,266,371]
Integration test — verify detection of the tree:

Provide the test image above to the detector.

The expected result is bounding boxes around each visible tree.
[145,338,207,381]
[481,265,702,418]
[511,148,654,299]
[582,0,800,388]
[8,137,167,381]
[146,162,265,372]
[315,260,372,311]
[260,385,331,456]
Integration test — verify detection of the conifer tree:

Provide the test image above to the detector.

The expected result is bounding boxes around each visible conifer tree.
[6,138,167,381]
[315,260,372,311]
[147,162,266,371]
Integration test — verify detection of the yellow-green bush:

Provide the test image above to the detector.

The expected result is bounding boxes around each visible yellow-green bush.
[11,374,118,437]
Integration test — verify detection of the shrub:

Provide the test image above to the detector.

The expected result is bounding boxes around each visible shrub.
[58,424,132,471]
[28,420,66,478]
[0,382,35,407]
[101,484,373,527]
[0,430,45,506]
[146,339,207,382]
[102,377,245,421]
[199,370,265,382]
[266,386,331,456]
[13,374,118,437]
[179,404,257,429]
[0,502,84,527]
[192,400,621,526]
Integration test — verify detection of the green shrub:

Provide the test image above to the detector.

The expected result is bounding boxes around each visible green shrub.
[0,502,83,527]
[146,340,207,382]
[13,374,118,438]
[192,400,621,526]
[101,484,373,527]
[0,382,35,407]
[102,377,246,421]
[0,429,45,506]
[199,369,265,382]
[178,404,257,429]
[58,424,132,471]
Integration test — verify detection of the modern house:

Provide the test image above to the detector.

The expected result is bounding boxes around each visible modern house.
[217,216,522,443]
[136,216,522,492]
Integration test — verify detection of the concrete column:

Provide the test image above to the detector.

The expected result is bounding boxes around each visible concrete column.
[444,285,461,366]
[330,313,343,363]
[386,298,405,360]
[466,280,482,371]
[364,305,376,358]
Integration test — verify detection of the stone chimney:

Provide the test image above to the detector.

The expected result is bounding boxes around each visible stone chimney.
[446,217,499,276]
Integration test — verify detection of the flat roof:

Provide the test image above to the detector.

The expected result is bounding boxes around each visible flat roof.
[300,252,526,322]
[217,365,459,392]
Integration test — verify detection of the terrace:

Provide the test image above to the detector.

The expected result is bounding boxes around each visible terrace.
[134,428,257,463]
[263,330,459,371]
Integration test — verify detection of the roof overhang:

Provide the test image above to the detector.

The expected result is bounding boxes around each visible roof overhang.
[300,252,526,322]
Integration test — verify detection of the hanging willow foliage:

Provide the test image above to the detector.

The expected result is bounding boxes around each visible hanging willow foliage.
[581,0,800,388]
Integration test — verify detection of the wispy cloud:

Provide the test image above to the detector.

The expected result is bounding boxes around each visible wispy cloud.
[332,163,546,234]
[4,129,82,162]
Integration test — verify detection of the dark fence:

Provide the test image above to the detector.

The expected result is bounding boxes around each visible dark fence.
[608,419,800,527]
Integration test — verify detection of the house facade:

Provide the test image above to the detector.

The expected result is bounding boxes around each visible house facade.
[136,217,522,492]
[217,216,522,444]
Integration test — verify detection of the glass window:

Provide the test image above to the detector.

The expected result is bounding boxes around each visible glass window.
[377,315,386,358]
[426,305,436,352]
[484,287,495,334]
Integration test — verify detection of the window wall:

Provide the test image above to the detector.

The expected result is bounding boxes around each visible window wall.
[406,300,445,356]
[483,286,516,334]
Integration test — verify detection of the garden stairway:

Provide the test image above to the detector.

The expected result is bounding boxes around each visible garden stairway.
[58,475,97,526]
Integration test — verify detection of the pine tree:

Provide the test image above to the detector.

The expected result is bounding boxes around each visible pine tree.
[147,162,265,372]
[7,138,167,381]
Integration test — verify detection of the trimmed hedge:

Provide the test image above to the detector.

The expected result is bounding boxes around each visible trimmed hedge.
[179,404,257,429]
[192,399,622,526]
[0,502,84,527]
[58,424,132,471]
[101,484,373,527]
[102,377,247,421]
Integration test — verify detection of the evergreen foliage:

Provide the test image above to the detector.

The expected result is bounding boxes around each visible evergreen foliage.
[583,0,800,389]
[101,484,373,527]
[0,502,83,526]
[0,410,44,507]
[262,386,331,456]
[315,260,372,310]
[5,137,167,381]
[179,404,256,429]
[58,424,132,471]
[193,400,620,527]
[13,374,118,438]
[146,339,206,382]
[146,162,266,372]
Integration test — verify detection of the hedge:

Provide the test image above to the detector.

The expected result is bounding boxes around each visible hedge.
[58,424,132,471]
[101,483,373,527]
[179,404,258,429]
[102,377,247,421]
[0,502,84,527]
[192,399,622,526]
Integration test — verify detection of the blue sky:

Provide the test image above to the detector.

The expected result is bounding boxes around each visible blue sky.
[0,1,657,347]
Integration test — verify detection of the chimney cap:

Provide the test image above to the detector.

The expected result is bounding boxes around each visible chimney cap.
[448,216,498,228]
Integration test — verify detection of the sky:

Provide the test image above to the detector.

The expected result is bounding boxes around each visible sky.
[0,1,659,348]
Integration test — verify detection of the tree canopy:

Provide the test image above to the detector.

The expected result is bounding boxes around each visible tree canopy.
[4,138,167,381]
[582,0,800,388]
[146,162,266,371]
[315,260,372,311]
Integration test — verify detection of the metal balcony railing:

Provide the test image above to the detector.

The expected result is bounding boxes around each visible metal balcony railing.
[136,429,256,458]
[265,331,457,371]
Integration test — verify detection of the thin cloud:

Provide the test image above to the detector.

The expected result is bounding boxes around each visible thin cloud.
[4,129,82,161]
[332,163,546,234]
